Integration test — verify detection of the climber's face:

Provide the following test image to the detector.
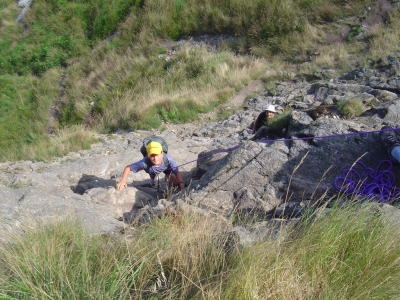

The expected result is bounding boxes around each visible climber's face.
[148,152,163,167]
[266,111,275,118]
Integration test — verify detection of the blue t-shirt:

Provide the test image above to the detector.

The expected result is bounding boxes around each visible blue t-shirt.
[129,154,179,175]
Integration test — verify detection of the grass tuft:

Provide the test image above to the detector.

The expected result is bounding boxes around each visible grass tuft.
[1,200,400,298]
[337,98,365,118]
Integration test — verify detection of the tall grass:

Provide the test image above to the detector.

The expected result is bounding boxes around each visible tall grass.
[18,125,101,162]
[224,201,400,299]
[0,0,392,162]
[366,8,400,62]
[1,200,400,299]
[0,69,59,161]
[76,44,267,132]
[0,218,139,299]
[0,67,99,161]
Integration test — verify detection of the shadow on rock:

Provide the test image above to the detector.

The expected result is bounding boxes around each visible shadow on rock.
[71,174,117,195]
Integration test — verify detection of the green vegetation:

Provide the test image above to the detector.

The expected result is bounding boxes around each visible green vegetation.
[0,71,57,160]
[269,109,292,132]
[2,2,400,298]
[1,200,400,299]
[0,71,99,161]
[346,25,362,41]
[2,0,400,161]
[337,98,365,118]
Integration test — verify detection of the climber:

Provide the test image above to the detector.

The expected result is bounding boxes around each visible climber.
[380,125,400,163]
[116,141,185,191]
[251,104,278,140]
[252,104,276,134]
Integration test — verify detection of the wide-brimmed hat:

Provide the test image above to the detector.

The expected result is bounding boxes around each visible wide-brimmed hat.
[264,104,276,113]
[146,141,163,156]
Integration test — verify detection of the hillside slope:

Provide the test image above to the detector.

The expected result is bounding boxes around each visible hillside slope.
[2,0,399,162]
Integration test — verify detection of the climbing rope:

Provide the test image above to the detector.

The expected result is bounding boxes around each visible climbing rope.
[174,127,400,203]
[254,127,400,145]
[334,160,400,203]
[177,128,400,169]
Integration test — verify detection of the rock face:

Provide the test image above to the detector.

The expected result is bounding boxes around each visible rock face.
[1,54,400,244]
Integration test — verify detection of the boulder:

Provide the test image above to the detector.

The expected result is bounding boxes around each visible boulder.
[2,53,400,245]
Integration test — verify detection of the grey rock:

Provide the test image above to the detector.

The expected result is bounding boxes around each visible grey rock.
[3,52,400,246]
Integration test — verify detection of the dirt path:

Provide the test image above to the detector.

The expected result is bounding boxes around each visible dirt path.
[161,79,264,133]
[200,79,264,119]
[229,80,264,107]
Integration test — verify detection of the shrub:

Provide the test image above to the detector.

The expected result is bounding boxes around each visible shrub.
[337,98,364,118]
[346,25,362,41]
